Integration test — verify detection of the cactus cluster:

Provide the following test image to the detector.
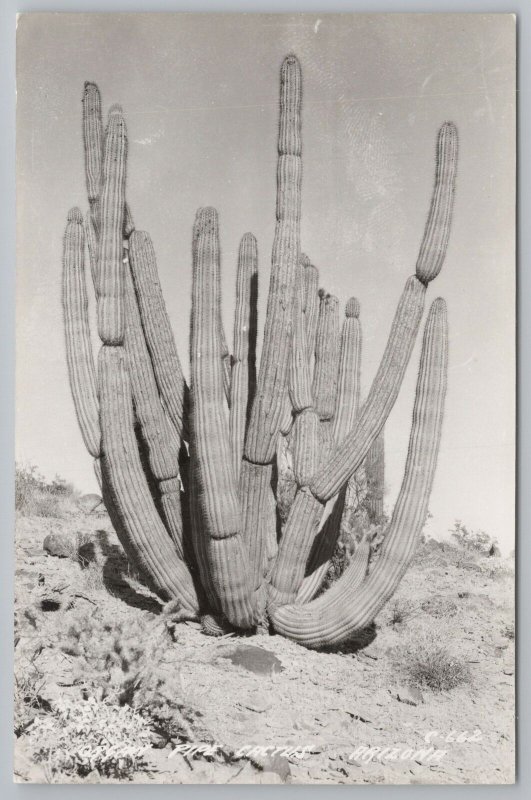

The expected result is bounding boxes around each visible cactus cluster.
[63,56,458,648]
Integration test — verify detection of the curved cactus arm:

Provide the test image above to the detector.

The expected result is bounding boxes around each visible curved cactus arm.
[123,265,184,556]
[128,231,187,440]
[62,208,101,459]
[190,207,256,628]
[310,275,426,503]
[268,291,342,608]
[230,232,258,483]
[298,534,370,607]
[416,123,458,284]
[271,299,448,647]
[269,275,426,607]
[269,120,456,605]
[96,104,127,345]
[99,345,199,618]
[301,297,363,598]
[245,55,302,465]
[310,121,457,503]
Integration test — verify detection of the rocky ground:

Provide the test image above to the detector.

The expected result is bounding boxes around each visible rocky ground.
[14,503,515,785]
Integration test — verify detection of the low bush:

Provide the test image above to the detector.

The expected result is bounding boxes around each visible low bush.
[15,463,77,518]
[391,631,472,692]
[26,696,153,779]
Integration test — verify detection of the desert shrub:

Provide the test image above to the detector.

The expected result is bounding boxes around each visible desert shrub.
[54,604,200,742]
[421,595,458,618]
[391,631,471,692]
[502,622,515,640]
[26,696,152,779]
[449,520,499,556]
[387,598,418,626]
[15,463,77,518]
[14,655,50,737]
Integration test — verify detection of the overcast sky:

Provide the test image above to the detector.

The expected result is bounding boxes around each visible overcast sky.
[16,13,515,551]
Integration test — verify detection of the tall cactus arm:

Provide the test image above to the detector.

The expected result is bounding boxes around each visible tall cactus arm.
[190,207,256,628]
[82,82,104,234]
[98,345,199,618]
[271,298,448,647]
[366,428,385,520]
[416,123,458,285]
[289,258,313,413]
[218,314,232,406]
[128,231,187,440]
[190,207,240,536]
[240,55,302,604]
[312,292,340,422]
[333,298,361,442]
[62,208,101,459]
[230,232,258,483]
[303,259,319,367]
[96,105,127,345]
[245,55,302,465]
[83,82,135,246]
[123,266,184,556]
[84,210,99,292]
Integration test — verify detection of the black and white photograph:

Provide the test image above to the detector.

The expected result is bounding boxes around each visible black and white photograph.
[14,12,515,784]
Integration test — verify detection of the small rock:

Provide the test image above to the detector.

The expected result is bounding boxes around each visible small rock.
[77,493,103,514]
[394,685,424,706]
[261,753,291,781]
[239,695,273,713]
[43,533,76,559]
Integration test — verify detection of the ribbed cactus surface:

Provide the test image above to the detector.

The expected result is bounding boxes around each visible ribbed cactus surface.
[63,57,457,650]
[245,55,302,465]
[96,105,127,345]
[62,208,100,460]
[270,298,448,647]
[230,233,258,482]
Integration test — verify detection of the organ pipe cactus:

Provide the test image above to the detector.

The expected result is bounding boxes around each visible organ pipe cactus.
[62,54,458,647]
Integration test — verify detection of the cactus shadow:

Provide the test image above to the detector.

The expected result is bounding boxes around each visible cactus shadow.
[318,622,377,654]
[77,530,162,614]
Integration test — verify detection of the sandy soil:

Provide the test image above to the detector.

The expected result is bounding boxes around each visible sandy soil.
[14,510,515,785]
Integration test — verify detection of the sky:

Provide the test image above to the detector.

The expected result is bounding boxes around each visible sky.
[16,13,515,551]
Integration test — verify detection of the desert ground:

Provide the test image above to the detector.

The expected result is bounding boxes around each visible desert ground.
[14,473,515,785]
